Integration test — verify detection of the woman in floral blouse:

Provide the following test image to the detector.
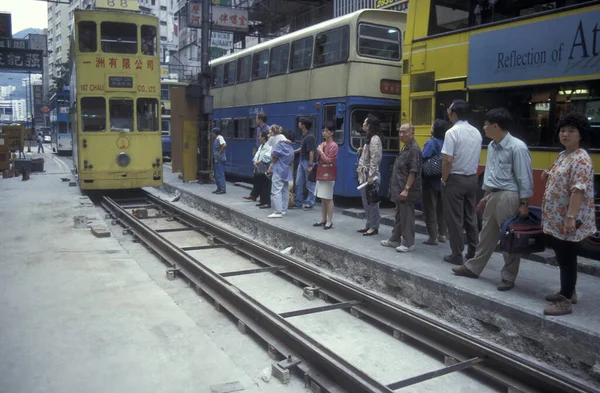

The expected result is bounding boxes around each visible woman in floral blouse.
[313,122,339,230]
[541,112,597,316]
[357,114,383,236]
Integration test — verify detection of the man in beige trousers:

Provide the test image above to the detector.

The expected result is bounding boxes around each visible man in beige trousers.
[452,108,533,291]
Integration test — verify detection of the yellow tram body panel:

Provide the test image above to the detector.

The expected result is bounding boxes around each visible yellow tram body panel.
[71,9,162,190]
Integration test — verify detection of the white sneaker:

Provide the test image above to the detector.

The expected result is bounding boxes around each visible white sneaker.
[268,213,283,218]
[281,211,287,216]
[381,240,401,248]
[396,245,415,253]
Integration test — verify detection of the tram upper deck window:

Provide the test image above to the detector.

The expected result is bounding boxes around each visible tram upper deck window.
[290,37,313,72]
[81,97,105,132]
[137,98,159,131]
[109,98,134,132]
[252,50,268,80]
[141,25,157,56]
[314,26,349,67]
[101,22,137,54]
[428,0,591,36]
[358,23,401,61]
[78,21,96,52]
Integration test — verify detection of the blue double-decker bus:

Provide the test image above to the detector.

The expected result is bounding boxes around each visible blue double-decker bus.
[50,87,72,155]
[209,9,405,197]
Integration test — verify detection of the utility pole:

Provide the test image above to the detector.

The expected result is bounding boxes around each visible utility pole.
[197,0,213,183]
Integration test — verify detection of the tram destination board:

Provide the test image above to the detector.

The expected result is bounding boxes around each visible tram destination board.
[108,76,133,88]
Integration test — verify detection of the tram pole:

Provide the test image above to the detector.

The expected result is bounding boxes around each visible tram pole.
[197,0,213,184]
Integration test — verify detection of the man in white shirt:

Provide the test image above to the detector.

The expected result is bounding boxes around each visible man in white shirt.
[440,100,482,265]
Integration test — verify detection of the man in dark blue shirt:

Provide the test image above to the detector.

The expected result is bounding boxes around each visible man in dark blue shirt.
[293,117,316,209]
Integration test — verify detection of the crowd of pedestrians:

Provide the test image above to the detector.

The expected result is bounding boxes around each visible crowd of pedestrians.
[210,104,597,317]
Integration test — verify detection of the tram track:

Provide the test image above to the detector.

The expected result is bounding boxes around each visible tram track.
[100,191,594,393]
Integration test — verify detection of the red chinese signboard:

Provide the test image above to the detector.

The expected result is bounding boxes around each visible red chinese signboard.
[90,56,154,71]
[380,79,401,95]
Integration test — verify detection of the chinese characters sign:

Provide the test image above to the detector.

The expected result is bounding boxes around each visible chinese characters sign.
[87,56,155,71]
[187,3,248,33]
[1,125,24,150]
[0,48,43,72]
[380,79,401,95]
[374,0,408,10]
[213,6,248,33]
[0,13,11,39]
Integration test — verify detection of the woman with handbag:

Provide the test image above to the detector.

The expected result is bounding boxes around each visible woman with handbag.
[421,119,449,245]
[253,131,272,209]
[357,114,383,236]
[541,112,597,316]
[313,122,339,229]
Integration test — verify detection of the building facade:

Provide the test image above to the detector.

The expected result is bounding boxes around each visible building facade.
[0,99,27,122]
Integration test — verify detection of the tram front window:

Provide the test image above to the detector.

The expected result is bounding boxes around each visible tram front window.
[101,22,137,54]
[81,97,106,132]
[137,98,159,131]
[110,99,134,132]
[78,21,97,53]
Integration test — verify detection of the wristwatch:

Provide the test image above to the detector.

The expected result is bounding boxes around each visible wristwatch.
[441,178,447,186]
[566,214,577,219]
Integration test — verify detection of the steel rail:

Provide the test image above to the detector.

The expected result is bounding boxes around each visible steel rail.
[101,195,394,393]
[141,192,596,393]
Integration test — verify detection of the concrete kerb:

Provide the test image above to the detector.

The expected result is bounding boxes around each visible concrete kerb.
[236,180,600,278]
[158,182,600,387]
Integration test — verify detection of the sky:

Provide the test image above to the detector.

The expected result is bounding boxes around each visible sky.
[0,0,48,34]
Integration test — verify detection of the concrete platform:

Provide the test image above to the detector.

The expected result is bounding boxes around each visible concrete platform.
[0,152,295,393]
[158,168,600,389]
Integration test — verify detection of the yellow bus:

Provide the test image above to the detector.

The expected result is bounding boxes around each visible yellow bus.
[70,2,162,190]
[402,0,600,211]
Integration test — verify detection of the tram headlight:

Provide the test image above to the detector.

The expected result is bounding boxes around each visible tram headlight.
[116,152,131,167]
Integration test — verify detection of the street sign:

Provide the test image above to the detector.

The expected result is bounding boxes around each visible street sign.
[187,3,249,33]
[0,48,43,72]
[40,106,50,114]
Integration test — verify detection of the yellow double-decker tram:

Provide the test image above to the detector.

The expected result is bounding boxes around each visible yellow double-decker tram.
[402,0,600,210]
[70,0,162,190]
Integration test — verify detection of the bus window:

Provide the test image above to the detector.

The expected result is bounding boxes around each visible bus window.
[234,118,247,139]
[101,22,137,54]
[350,109,399,151]
[161,118,170,136]
[161,85,170,101]
[290,37,312,72]
[109,99,134,132]
[141,25,156,56]
[252,50,268,80]
[269,43,289,76]
[78,21,97,52]
[137,98,159,131]
[221,119,233,138]
[224,60,236,85]
[323,104,344,144]
[314,26,349,67]
[237,55,251,83]
[357,23,401,61]
[81,97,106,132]
[248,117,257,140]
[211,65,223,87]
[294,115,318,143]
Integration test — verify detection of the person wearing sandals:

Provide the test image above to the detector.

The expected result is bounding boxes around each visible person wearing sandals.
[253,131,272,209]
[313,122,339,230]
[421,119,449,245]
[541,112,597,316]
[357,114,383,237]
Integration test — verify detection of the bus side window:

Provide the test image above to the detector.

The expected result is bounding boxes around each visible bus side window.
[141,25,157,56]
[323,104,344,144]
[78,21,97,53]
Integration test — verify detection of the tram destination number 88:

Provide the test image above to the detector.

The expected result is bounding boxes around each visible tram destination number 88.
[109,76,134,89]
[107,0,129,7]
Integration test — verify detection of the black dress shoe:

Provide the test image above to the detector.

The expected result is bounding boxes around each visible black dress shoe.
[357,228,369,233]
[313,221,326,227]
[323,223,333,230]
[256,203,262,206]
[212,190,219,194]
[363,229,378,236]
